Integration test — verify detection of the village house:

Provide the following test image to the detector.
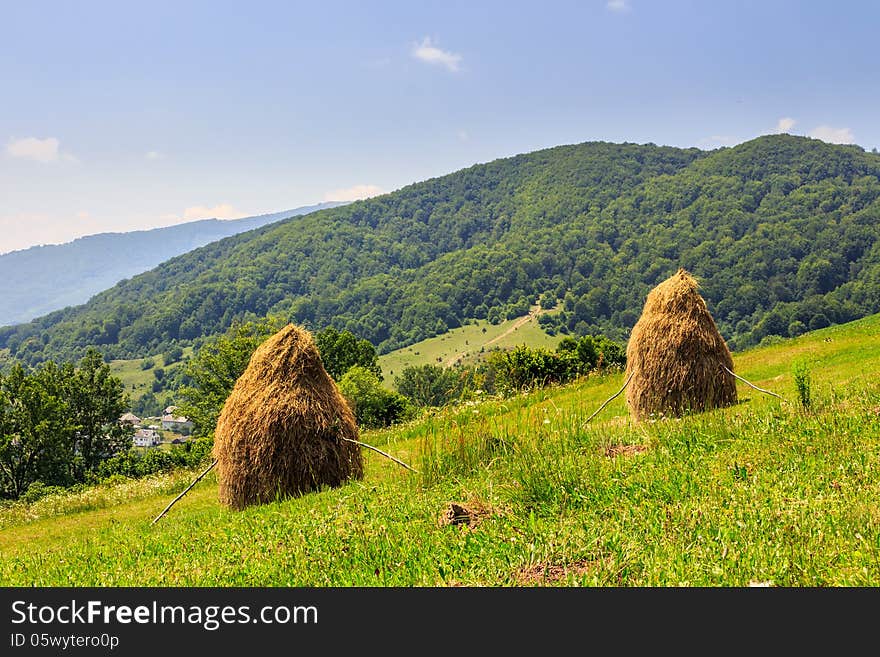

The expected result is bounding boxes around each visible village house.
[133,428,161,448]
[119,412,142,427]
[161,406,194,433]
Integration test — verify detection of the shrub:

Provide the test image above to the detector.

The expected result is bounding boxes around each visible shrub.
[792,359,812,410]
[338,366,413,429]
[21,481,67,504]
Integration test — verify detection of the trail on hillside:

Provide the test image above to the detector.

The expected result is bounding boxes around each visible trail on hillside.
[442,306,546,367]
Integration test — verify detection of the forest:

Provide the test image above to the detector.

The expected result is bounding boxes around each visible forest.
[1,134,878,368]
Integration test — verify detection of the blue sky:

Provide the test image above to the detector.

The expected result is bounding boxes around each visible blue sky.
[2,0,878,254]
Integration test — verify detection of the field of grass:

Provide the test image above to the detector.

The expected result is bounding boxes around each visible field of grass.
[378,305,560,385]
[110,346,193,404]
[2,314,879,586]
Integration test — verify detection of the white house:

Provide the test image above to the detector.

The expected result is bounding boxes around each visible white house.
[133,428,161,447]
[161,406,194,433]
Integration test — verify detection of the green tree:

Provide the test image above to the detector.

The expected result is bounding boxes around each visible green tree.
[164,345,184,365]
[314,327,382,381]
[62,348,132,480]
[338,366,410,429]
[394,364,464,407]
[0,364,71,498]
[177,316,285,438]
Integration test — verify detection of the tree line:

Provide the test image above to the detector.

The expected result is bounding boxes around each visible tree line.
[2,135,877,371]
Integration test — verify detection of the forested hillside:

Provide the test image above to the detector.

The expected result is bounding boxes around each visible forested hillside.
[2,135,879,366]
[0,202,344,326]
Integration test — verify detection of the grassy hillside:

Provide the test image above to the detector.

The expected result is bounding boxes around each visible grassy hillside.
[3,135,879,369]
[377,304,559,384]
[2,313,878,586]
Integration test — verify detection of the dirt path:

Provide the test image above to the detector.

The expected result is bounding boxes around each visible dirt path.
[442,305,546,367]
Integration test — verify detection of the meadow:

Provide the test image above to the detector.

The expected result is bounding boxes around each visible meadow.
[1,314,878,586]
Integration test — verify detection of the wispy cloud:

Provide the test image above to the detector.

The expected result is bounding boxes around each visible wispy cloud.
[6,136,77,163]
[775,117,796,133]
[412,37,462,72]
[808,125,855,144]
[180,204,243,221]
[323,184,384,202]
[145,150,164,160]
[606,0,631,12]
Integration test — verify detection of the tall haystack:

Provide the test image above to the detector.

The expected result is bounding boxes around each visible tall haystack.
[625,268,737,421]
[212,323,363,510]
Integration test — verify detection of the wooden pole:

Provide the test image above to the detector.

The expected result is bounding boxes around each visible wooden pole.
[150,459,218,526]
[722,365,789,403]
[341,438,418,473]
[582,370,634,427]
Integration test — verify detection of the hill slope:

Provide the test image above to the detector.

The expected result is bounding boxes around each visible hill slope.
[2,135,879,366]
[0,202,344,326]
[2,313,879,586]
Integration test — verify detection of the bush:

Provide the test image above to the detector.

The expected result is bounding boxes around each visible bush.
[96,438,213,480]
[21,481,67,503]
[338,366,413,429]
[792,359,812,410]
[164,345,184,365]
[394,364,467,407]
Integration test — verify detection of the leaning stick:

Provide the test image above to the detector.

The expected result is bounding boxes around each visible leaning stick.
[583,370,635,426]
[341,438,419,473]
[150,459,218,526]
[722,365,789,403]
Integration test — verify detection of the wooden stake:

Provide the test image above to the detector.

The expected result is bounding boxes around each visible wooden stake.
[583,370,635,427]
[341,438,419,473]
[150,459,218,526]
[722,365,789,403]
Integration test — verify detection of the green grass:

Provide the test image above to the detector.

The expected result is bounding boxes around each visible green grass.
[378,306,560,386]
[2,314,879,586]
[110,346,193,404]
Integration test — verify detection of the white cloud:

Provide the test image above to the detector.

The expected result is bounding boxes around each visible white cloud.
[145,150,164,160]
[412,37,462,72]
[607,0,631,12]
[6,136,77,163]
[0,211,105,254]
[323,184,384,202]
[457,129,470,142]
[808,125,855,144]
[181,204,243,221]
[775,117,796,133]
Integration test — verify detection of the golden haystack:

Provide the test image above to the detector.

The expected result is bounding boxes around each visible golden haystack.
[212,323,363,510]
[625,268,736,421]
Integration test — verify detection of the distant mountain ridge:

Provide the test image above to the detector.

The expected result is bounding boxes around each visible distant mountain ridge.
[2,135,879,368]
[0,202,345,326]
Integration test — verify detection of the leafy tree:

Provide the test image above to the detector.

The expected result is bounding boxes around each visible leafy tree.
[0,364,71,497]
[337,366,410,429]
[164,345,184,365]
[62,348,132,480]
[177,317,285,438]
[314,327,382,381]
[394,364,465,407]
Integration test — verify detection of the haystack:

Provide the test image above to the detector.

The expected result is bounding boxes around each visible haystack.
[212,323,363,510]
[625,268,736,421]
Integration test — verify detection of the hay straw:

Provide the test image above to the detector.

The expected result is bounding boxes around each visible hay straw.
[625,268,737,421]
[212,324,363,510]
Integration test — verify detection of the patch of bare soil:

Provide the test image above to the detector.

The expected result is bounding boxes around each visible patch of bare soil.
[438,500,494,529]
[602,444,649,458]
[515,559,598,585]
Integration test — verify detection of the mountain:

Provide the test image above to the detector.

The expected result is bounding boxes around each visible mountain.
[0,202,346,326]
[2,135,879,367]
